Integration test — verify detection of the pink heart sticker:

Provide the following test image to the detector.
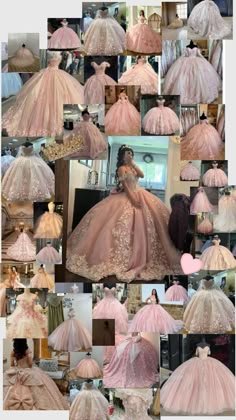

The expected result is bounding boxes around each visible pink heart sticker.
[180,253,203,275]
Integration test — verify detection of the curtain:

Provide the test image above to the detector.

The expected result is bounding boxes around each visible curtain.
[161,41,183,78]
[216,104,225,141]
[47,294,64,334]
[180,108,198,136]
[209,40,223,78]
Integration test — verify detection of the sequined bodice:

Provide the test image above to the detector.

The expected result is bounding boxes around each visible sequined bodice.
[201,279,215,289]
[68,309,76,319]
[119,172,138,192]
[184,47,200,57]
[123,395,151,418]
[61,21,68,27]
[139,17,146,24]
[96,10,109,18]
[197,346,210,360]
[157,99,165,108]
[92,61,108,75]
[199,119,209,125]
[19,146,35,157]
[212,239,221,246]
[48,58,61,69]
[17,295,36,314]
[104,287,116,298]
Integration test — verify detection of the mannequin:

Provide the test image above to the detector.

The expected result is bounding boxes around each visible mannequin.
[200,111,207,120]
[186,40,197,49]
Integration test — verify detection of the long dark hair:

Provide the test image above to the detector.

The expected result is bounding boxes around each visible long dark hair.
[13,339,28,360]
[139,10,145,17]
[115,145,134,191]
[152,289,159,304]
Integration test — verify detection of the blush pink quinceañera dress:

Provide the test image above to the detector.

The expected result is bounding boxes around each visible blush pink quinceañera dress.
[48,308,92,352]
[105,92,141,136]
[116,388,153,420]
[126,16,162,54]
[200,237,236,270]
[48,20,81,49]
[161,345,235,415]
[70,382,110,420]
[2,54,84,137]
[180,162,200,181]
[118,56,158,95]
[30,267,54,289]
[183,278,235,333]
[203,162,228,187]
[165,281,188,302]
[36,243,61,264]
[142,99,179,135]
[84,61,117,104]
[66,169,181,282]
[213,192,236,232]
[7,230,36,262]
[190,187,213,215]
[34,209,63,239]
[74,354,102,379]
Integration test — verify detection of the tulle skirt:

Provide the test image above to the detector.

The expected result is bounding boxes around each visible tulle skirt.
[48,318,92,351]
[93,296,128,332]
[180,162,200,181]
[2,67,84,137]
[48,27,81,49]
[213,196,236,232]
[142,107,179,135]
[183,288,235,333]
[105,100,140,135]
[161,356,235,415]
[126,24,162,54]
[200,245,236,270]
[181,123,223,160]
[7,233,36,262]
[74,358,102,379]
[84,74,117,104]
[163,57,221,104]
[30,272,54,289]
[84,17,126,55]
[165,284,188,302]
[118,63,158,95]
[128,304,183,333]
[2,156,55,201]
[1,73,23,98]
[7,309,47,338]
[203,168,228,187]
[70,389,110,420]
[197,217,213,234]
[1,155,15,177]
[190,190,212,214]
[34,212,63,238]
[36,246,61,264]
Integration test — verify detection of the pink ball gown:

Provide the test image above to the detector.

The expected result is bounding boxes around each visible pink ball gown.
[161,345,235,415]
[30,267,54,289]
[190,187,213,215]
[7,292,47,338]
[7,231,36,262]
[163,47,221,104]
[84,61,117,104]
[2,145,55,201]
[70,382,109,420]
[105,93,140,136]
[165,281,188,302]
[181,119,223,160]
[34,210,63,238]
[126,16,162,54]
[128,297,183,333]
[188,0,232,39]
[180,162,200,181]
[118,56,158,95]
[3,358,68,410]
[2,54,84,137]
[142,99,179,135]
[64,117,107,159]
[116,388,153,420]
[197,214,213,234]
[48,308,92,352]
[200,238,236,270]
[36,243,61,264]
[0,273,25,317]
[48,20,81,49]
[93,286,128,333]
[203,163,228,187]
[66,169,181,282]
[1,73,23,98]
[213,193,236,232]
[9,45,37,68]
[103,333,159,388]
[74,354,102,379]
[168,17,183,29]
[84,9,126,55]
[184,278,235,333]
[1,154,15,177]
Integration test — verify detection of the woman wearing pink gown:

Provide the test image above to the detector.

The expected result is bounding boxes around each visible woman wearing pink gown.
[181,114,224,160]
[7,228,36,262]
[3,339,68,410]
[34,202,63,239]
[203,162,228,187]
[163,42,221,104]
[128,289,183,333]
[165,281,188,302]
[66,145,181,282]
[184,277,235,333]
[74,353,102,379]
[118,56,158,95]
[48,308,92,352]
[0,267,25,317]
[30,265,54,290]
[70,381,109,420]
[2,143,55,202]
[64,109,107,159]
[2,51,84,137]
[188,0,232,39]
[190,187,213,215]
[142,98,179,135]
[84,61,117,104]
[103,333,158,388]
[180,161,200,181]
[197,214,213,234]
[36,243,61,264]
[161,344,235,415]
[93,285,128,333]
[126,10,162,54]
[84,8,125,55]
[48,19,81,49]
[200,236,236,270]
[7,289,47,339]
[105,90,140,135]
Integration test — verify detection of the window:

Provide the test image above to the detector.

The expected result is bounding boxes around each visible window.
[176,3,187,19]
[135,153,167,190]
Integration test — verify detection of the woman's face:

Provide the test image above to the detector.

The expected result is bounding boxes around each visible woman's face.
[140,10,144,16]
[152,289,156,295]
[123,150,133,163]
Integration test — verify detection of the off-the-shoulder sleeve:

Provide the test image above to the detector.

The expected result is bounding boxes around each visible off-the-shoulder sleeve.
[104,61,111,68]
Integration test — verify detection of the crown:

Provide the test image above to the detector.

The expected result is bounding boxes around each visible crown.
[121,144,131,150]
[43,136,83,161]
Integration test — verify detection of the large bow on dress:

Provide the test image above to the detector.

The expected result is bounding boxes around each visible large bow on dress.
[116,334,142,363]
